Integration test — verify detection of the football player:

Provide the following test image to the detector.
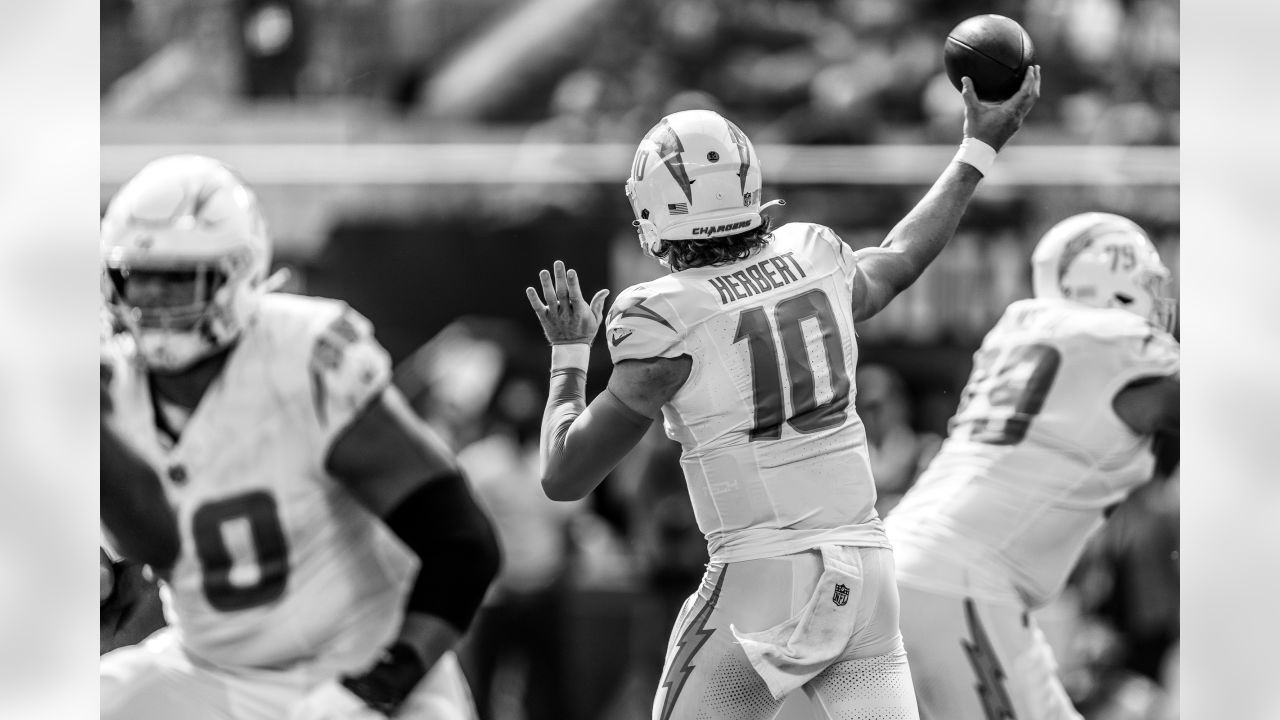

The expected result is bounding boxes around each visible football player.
[884,212,1180,720]
[98,155,500,720]
[525,68,1040,720]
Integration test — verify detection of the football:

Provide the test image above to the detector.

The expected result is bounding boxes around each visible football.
[943,15,1035,102]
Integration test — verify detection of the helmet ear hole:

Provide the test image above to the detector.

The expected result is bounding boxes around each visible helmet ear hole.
[641,209,650,220]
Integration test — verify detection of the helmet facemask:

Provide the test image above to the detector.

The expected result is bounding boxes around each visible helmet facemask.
[103,248,267,372]
[1128,265,1178,334]
[100,155,275,372]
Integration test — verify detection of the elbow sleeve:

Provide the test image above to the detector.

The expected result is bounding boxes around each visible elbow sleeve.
[382,471,501,632]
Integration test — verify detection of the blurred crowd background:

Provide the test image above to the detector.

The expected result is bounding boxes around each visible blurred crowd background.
[100,1,1180,718]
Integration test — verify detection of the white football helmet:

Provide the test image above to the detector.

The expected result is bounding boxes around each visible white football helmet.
[625,110,782,256]
[101,155,275,371]
[1031,212,1176,331]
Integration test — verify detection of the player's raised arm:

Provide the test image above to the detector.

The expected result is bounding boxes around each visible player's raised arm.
[849,66,1041,322]
[526,261,688,501]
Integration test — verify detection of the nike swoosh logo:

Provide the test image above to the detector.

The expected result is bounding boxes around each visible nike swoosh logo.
[617,298,675,332]
[610,328,634,347]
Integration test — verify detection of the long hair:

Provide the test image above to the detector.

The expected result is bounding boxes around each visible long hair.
[654,215,775,271]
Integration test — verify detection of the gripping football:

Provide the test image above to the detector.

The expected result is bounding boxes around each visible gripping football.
[943,15,1035,102]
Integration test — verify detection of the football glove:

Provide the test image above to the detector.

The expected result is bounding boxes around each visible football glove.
[288,680,384,720]
[290,643,428,719]
[340,643,428,716]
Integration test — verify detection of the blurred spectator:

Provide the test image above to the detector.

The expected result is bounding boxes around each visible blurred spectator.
[855,364,940,517]
[1073,470,1180,684]
[1051,601,1170,720]
[103,0,1179,146]
[102,0,243,116]
[1049,446,1179,720]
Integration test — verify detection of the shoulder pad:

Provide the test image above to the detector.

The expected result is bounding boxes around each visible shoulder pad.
[307,302,391,431]
[773,222,856,287]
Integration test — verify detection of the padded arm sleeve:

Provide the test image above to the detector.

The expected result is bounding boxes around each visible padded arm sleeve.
[382,471,500,633]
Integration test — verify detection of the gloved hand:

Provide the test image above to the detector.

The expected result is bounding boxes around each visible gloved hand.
[288,680,385,720]
[290,643,427,719]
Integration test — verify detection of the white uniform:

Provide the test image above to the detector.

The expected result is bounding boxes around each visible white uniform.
[885,298,1180,720]
[607,223,917,720]
[100,293,475,720]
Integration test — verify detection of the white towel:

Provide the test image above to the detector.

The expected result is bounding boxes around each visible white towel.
[730,545,864,699]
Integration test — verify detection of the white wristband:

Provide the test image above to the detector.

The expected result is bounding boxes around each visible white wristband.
[550,343,591,371]
[953,137,998,177]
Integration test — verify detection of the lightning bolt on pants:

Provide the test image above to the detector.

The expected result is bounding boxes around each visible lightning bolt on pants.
[896,586,1082,720]
[651,547,920,720]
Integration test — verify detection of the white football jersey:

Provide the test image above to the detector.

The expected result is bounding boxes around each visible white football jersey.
[886,298,1180,608]
[101,293,417,672]
[606,222,887,563]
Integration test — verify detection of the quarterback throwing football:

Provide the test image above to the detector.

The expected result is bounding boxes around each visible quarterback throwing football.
[527,68,1039,720]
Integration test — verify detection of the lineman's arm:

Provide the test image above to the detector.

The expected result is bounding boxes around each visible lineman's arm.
[322,387,500,715]
[849,67,1041,322]
[100,419,180,572]
[1113,375,1179,437]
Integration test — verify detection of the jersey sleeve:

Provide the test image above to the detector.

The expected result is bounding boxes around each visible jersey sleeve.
[604,285,688,364]
[1069,314,1180,407]
[1113,329,1180,387]
[305,303,393,448]
[804,223,859,292]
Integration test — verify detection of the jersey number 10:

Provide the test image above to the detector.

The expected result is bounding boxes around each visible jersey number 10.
[734,288,850,441]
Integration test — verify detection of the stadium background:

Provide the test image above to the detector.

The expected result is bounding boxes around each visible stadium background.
[100,1,1180,718]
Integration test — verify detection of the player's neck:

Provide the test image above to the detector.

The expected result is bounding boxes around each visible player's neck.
[148,346,235,410]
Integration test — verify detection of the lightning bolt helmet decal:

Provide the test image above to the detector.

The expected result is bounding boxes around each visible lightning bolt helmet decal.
[725,119,753,194]
[646,119,695,204]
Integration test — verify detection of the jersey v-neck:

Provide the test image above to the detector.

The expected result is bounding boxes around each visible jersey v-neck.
[146,347,238,448]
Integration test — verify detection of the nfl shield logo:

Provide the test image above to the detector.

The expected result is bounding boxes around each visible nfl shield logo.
[833,584,849,607]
